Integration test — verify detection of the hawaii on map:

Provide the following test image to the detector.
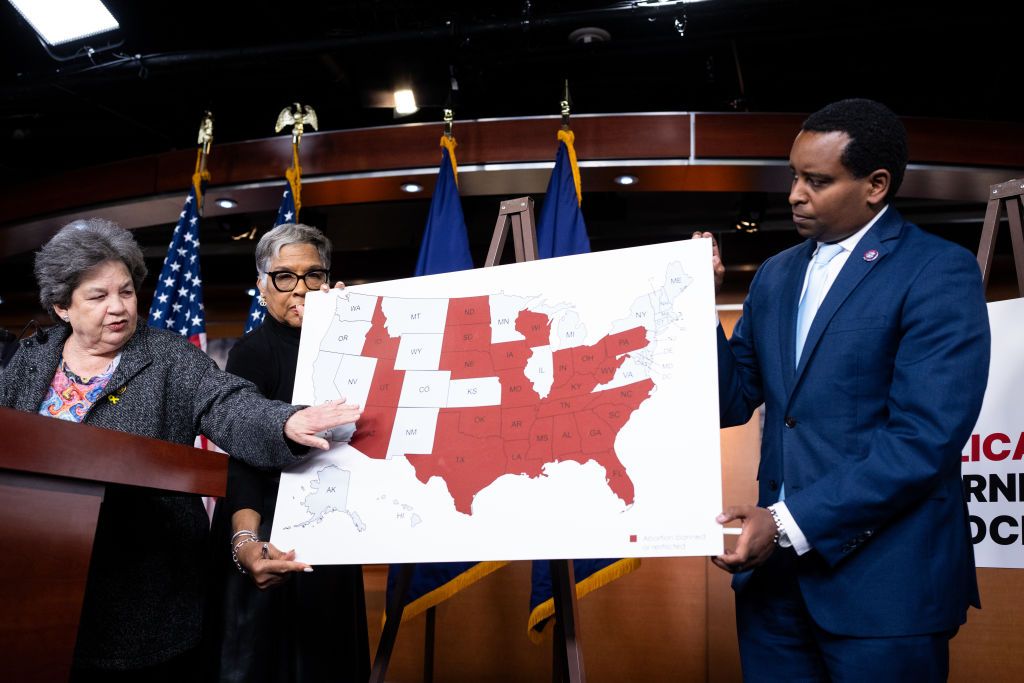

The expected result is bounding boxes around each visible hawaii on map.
[271,239,725,565]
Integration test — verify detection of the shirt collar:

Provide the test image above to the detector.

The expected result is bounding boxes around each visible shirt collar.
[819,204,889,255]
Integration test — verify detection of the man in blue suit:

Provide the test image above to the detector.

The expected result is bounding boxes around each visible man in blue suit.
[702,99,990,681]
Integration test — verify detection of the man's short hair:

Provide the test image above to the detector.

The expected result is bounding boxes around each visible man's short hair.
[802,98,908,202]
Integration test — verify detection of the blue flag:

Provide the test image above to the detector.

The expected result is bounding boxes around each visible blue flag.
[148,182,208,351]
[244,184,297,334]
[414,144,473,276]
[527,128,639,643]
[535,130,591,259]
[384,136,508,625]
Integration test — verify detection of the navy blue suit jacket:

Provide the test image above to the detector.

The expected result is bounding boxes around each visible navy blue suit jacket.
[718,207,990,637]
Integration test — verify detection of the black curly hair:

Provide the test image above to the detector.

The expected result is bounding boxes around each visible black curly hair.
[802,99,908,203]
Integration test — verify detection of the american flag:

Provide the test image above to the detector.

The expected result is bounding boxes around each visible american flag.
[243,183,297,334]
[148,185,207,351]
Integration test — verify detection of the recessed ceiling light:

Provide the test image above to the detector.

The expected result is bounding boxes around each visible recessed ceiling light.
[215,198,238,209]
[614,174,639,186]
[394,89,418,115]
[9,0,119,46]
[400,182,423,193]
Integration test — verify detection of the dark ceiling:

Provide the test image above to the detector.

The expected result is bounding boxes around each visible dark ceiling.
[2,0,1020,185]
[0,0,1021,330]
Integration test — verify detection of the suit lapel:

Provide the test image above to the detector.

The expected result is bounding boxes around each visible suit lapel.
[97,324,152,402]
[791,209,903,386]
[780,240,815,397]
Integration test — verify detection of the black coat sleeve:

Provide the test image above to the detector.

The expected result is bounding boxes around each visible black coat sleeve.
[224,334,280,517]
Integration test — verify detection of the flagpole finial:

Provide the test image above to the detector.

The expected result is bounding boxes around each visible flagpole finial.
[560,80,571,130]
[197,111,214,157]
[275,102,319,145]
[443,107,454,138]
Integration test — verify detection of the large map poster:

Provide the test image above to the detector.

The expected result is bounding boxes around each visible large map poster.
[271,239,724,564]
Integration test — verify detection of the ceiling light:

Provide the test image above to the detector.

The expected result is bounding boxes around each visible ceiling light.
[614,175,639,186]
[394,89,418,116]
[215,198,238,209]
[400,182,423,193]
[9,0,119,46]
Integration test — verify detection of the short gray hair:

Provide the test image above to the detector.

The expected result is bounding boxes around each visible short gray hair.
[34,218,148,320]
[254,223,332,283]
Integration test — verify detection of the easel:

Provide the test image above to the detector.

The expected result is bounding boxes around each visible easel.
[369,198,587,683]
[976,177,1024,295]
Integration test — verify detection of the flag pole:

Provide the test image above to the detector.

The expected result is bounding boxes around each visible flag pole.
[193,111,214,212]
[274,102,319,219]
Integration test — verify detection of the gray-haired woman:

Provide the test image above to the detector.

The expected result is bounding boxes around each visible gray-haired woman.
[0,219,361,680]
[207,223,370,683]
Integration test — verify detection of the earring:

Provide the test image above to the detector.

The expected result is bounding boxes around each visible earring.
[257,295,267,307]
[62,316,70,323]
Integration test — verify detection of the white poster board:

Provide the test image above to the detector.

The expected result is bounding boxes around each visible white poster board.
[271,239,724,564]
[963,297,1024,568]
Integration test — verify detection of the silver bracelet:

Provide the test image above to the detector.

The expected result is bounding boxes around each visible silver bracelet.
[230,529,258,546]
[232,536,261,574]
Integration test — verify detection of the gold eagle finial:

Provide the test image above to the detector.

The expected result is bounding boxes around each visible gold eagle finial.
[275,102,319,144]
[197,111,214,156]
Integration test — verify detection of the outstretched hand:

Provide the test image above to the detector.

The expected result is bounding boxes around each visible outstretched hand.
[712,505,777,574]
[236,540,312,589]
[691,231,725,293]
[284,398,362,449]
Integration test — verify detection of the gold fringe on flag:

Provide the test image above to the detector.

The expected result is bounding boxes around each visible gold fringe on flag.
[381,561,509,628]
[557,128,582,206]
[526,557,641,644]
[440,134,459,186]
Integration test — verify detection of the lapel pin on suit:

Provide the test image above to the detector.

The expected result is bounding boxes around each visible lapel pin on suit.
[863,249,879,262]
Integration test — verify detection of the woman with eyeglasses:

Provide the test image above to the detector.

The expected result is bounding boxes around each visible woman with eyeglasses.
[207,223,370,683]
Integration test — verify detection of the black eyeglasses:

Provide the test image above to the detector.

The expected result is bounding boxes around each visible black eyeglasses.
[265,269,329,292]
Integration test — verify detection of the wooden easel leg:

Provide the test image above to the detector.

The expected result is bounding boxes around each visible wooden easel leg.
[369,563,414,683]
[550,559,586,683]
[1005,196,1024,296]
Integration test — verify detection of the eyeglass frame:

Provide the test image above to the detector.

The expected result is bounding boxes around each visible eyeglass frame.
[263,269,331,293]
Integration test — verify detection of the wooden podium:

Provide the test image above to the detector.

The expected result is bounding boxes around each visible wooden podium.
[0,407,227,683]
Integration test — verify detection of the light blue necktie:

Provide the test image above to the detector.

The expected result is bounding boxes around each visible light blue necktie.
[794,243,844,365]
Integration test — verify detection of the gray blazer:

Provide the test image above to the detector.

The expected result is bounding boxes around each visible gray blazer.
[0,322,307,670]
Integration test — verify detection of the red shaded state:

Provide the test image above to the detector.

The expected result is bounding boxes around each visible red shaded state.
[496,368,541,407]
[441,323,492,352]
[535,393,590,418]
[574,410,614,455]
[446,295,491,326]
[365,363,404,408]
[349,406,396,460]
[527,417,554,461]
[603,326,649,357]
[552,414,581,458]
[515,309,551,346]
[457,406,501,438]
[438,350,495,380]
[583,449,635,506]
[572,343,607,376]
[501,405,538,440]
[407,411,506,515]
[504,440,533,472]
[360,299,401,360]
[490,340,534,371]
[350,298,403,460]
